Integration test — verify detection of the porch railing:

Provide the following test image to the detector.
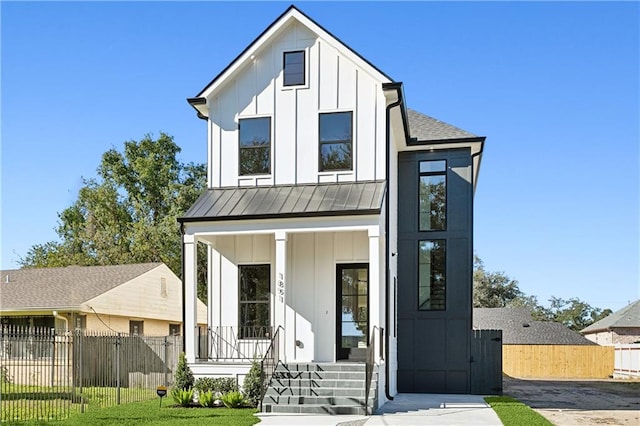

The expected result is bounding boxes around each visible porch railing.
[259,326,282,412]
[365,326,382,415]
[198,326,273,361]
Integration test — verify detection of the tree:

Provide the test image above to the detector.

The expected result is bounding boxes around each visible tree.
[542,297,613,331]
[19,133,208,301]
[473,256,612,330]
[473,256,533,308]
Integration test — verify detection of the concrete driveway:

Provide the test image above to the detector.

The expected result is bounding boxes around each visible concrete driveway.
[503,376,640,425]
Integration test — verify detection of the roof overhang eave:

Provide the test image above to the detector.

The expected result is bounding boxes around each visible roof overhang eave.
[187,97,208,120]
[178,208,382,224]
[1,306,82,315]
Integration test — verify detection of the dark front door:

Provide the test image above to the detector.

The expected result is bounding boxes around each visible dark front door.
[336,264,369,361]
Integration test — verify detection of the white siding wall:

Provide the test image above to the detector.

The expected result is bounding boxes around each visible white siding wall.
[207,22,387,188]
[209,231,372,362]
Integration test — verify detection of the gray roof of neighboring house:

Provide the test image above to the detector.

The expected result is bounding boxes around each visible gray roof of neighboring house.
[473,307,597,345]
[0,263,162,311]
[407,108,478,141]
[179,180,386,223]
[580,300,640,334]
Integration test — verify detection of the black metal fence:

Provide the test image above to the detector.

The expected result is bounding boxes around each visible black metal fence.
[0,325,183,422]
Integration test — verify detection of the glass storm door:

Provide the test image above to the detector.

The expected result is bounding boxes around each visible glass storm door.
[336,264,369,361]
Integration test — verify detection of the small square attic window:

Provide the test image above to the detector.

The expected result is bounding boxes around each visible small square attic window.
[283,51,305,86]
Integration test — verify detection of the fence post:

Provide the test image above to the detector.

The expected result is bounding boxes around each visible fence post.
[79,329,84,413]
[164,336,169,387]
[51,327,56,387]
[116,333,121,405]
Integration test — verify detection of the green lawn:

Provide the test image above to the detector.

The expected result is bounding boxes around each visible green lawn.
[57,399,260,426]
[485,396,553,426]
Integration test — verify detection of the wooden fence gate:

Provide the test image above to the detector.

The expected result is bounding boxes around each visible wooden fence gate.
[470,329,503,394]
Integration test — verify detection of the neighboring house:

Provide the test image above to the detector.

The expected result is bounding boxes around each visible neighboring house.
[580,300,640,345]
[0,263,207,336]
[179,5,486,409]
[473,307,597,345]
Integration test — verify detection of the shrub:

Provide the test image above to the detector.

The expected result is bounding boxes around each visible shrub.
[242,360,263,408]
[173,352,194,391]
[194,377,238,395]
[198,390,216,407]
[221,390,245,408]
[171,388,194,407]
[0,366,11,384]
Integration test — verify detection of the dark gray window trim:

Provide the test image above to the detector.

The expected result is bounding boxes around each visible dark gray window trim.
[318,111,353,172]
[417,239,446,311]
[283,50,306,87]
[418,159,447,232]
[238,116,272,176]
[238,264,271,340]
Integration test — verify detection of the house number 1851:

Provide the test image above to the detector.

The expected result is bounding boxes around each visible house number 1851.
[278,272,285,303]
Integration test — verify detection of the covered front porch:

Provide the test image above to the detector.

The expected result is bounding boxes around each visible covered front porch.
[183,221,385,371]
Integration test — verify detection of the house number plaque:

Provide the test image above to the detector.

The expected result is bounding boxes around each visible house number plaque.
[278,272,285,303]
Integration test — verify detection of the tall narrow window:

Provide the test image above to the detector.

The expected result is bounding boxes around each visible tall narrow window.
[283,51,305,86]
[239,117,271,175]
[418,240,446,310]
[319,111,352,171]
[419,160,446,231]
[239,265,271,339]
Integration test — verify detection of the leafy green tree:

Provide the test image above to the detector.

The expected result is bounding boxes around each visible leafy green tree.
[473,256,612,329]
[19,133,208,301]
[542,297,612,331]
[473,256,530,308]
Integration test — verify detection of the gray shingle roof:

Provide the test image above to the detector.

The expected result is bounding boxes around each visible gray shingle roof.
[179,180,386,222]
[473,308,597,345]
[580,299,640,333]
[0,263,162,310]
[407,108,478,141]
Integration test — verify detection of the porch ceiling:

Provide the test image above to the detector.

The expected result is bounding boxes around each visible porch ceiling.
[178,180,386,223]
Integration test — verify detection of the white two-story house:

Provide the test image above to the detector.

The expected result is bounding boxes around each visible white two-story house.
[179,5,488,413]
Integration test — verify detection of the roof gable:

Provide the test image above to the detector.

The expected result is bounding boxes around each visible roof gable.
[581,299,640,333]
[0,263,162,311]
[195,5,392,100]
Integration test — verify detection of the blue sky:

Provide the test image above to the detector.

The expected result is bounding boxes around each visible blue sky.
[1,2,638,312]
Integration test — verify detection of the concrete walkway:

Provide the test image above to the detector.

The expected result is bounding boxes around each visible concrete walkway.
[255,394,503,425]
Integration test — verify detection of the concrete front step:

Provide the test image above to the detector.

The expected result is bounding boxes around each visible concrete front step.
[261,362,378,415]
[263,403,369,415]
[265,386,376,398]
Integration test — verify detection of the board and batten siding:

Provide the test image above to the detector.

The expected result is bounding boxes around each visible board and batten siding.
[207,21,387,188]
[208,231,370,363]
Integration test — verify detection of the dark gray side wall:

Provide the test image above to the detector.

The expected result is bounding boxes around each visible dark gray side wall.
[397,148,473,393]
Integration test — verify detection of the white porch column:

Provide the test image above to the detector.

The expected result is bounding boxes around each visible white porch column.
[184,234,198,363]
[274,231,287,362]
[368,226,382,360]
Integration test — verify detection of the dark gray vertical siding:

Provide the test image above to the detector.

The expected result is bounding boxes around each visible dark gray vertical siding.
[397,148,473,394]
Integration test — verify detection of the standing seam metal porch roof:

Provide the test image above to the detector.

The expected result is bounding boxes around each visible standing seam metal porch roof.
[178,181,386,222]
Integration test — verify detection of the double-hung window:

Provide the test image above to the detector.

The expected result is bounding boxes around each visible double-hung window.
[239,117,271,175]
[238,264,271,339]
[319,111,353,171]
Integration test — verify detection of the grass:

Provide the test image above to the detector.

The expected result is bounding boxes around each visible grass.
[5,399,260,426]
[485,396,553,426]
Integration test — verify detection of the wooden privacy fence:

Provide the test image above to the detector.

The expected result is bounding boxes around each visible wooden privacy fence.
[503,345,614,379]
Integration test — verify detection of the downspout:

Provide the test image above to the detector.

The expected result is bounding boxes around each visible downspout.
[53,311,69,334]
[180,222,186,353]
[384,94,403,402]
